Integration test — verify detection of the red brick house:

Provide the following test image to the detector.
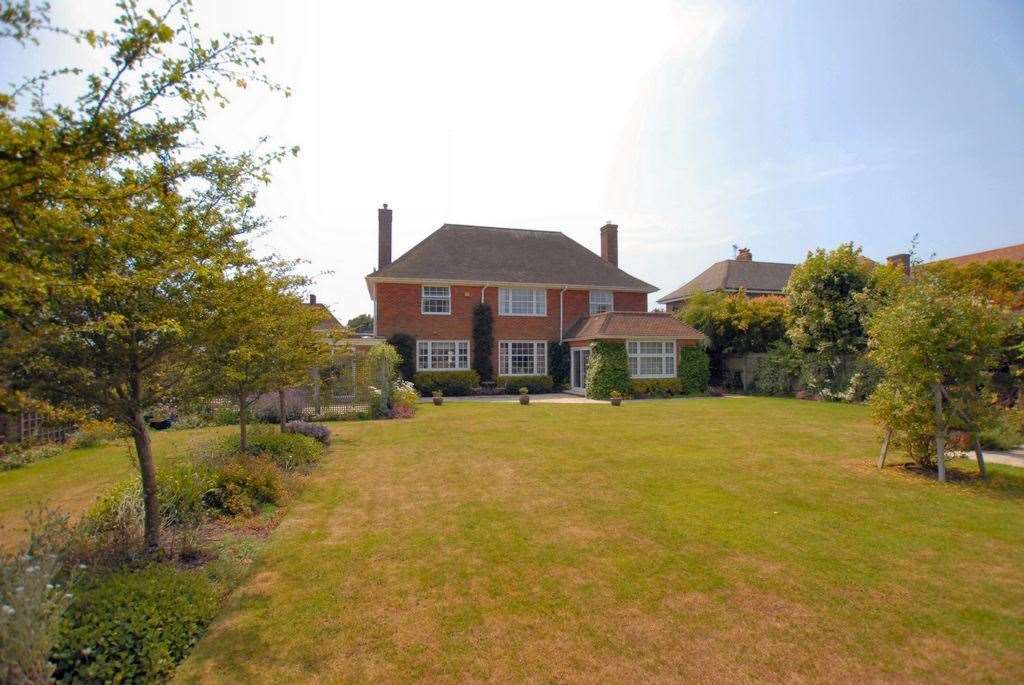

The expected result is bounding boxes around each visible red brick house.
[657,248,796,313]
[366,205,704,393]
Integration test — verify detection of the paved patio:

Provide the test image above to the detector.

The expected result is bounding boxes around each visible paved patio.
[420,392,601,404]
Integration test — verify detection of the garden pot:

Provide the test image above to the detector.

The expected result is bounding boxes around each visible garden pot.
[519,395,530,405]
[610,397,622,407]
[433,397,443,406]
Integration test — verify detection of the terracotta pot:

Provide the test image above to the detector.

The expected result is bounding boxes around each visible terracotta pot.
[433,397,443,406]
[611,397,622,406]
[519,395,530,405]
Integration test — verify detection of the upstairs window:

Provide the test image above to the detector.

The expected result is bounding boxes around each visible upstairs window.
[589,290,613,315]
[416,340,469,370]
[421,286,451,314]
[499,287,546,316]
[627,340,675,378]
[498,341,547,376]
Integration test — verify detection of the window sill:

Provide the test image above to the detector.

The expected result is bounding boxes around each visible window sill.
[498,312,548,317]
[420,311,451,316]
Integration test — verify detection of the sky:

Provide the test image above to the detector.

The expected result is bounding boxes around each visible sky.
[3,1,1023,322]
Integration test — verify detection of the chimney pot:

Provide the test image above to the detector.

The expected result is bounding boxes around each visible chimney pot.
[736,247,753,262]
[309,293,316,305]
[600,222,619,266]
[378,204,393,269]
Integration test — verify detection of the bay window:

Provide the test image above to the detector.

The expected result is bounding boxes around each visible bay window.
[499,287,546,316]
[416,340,469,370]
[498,341,547,376]
[627,340,675,378]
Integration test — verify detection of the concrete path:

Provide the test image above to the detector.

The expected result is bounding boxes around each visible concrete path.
[963,447,1024,469]
[421,392,601,404]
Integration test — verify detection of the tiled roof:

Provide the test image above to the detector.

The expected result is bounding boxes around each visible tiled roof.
[563,311,706,341]
[367,224,656,292]
[304,302,345,331]
[941,243,1024,266]
[657,259,795,303]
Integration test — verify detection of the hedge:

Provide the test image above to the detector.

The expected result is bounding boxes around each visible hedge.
[630,378,683,398]
[413,370,480,397]
[496,375,554,394]
[678,346,710,394]
[586,341,631,399]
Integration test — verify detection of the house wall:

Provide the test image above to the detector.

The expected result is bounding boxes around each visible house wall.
[374,282,648,373]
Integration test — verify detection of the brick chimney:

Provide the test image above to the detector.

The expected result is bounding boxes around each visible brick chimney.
[736,247,752,261]
[308,293,316,305]
[378,203,393,269]
[600,222,618,266]
[886,253,910,276]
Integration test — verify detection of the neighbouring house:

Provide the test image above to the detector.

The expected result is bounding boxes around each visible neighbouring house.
[939,242,1024,266]
[657,248,796,313]
[366,205,704,393]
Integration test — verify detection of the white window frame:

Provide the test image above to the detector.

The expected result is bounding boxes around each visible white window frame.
[627,339,676,378]
[421,285,451,315]
[498,287,547,316]
[589,290,614,315]
[498,341,548,376]
[416,340,470,371]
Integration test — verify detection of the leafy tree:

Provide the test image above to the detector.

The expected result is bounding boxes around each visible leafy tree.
[358,343,402,417]
[785,243,902,391]
[676,291,789,382]
[547,341,570,388]
[346,314,373,332]
[0,1,288,552]
[472,302,494,382]
[868,272,1006,478]
[190,267,326,449]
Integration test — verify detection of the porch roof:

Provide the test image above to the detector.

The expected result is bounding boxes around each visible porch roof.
[563,312,705,342]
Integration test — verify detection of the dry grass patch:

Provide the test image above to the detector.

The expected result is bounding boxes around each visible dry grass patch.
[176,399,1024,683]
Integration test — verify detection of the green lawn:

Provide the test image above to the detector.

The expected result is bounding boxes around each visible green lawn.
[172,398,1024,683]
[0,426,231,548]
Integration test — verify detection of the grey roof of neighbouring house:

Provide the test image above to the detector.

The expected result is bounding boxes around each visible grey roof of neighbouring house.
[657,259,796,303]
[366,224,657,292]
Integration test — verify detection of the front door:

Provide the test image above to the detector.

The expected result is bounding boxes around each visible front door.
[571,348,590,393]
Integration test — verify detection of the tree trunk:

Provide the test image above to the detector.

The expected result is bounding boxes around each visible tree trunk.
[239,391,248,452]
[278,388,287,432]
[877,427,891,469]
[131,411,161,553]
[973,435,987,479]
[933,383,946,482]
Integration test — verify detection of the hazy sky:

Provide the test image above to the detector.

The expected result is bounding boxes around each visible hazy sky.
[3,1,1022,321]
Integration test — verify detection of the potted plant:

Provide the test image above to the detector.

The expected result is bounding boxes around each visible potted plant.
[432,390,443,406]
[610,390,622,407]
[519,387,530,405]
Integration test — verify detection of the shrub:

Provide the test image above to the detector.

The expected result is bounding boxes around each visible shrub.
[210,406,239,426]
[51,564,218,684]
[980,411,1024,451]
[392,380,419,413]
[386,333,417,381]
[630,378,682,398]
[1,510,74,685]
[586,342,631,400]
[284,421,331,446]
[213,429,324,471]
[677,346,710,395]
[389,405,416,419]
[70,419,124,449]
[755,341,804,396]
[204,457,283,516]
[547,341,570,389]
[0,442,64,472]
[496,375,554,394]
[252,402,302,425]
[413,370,480,397]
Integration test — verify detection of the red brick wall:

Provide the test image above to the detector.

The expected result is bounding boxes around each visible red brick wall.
[374,282,648,373]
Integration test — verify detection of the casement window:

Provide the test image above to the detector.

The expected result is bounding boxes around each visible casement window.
[416,340,470,371]
[627,340,676,378]
[498,341,547,376]
[589,290,613,315]
[421,286,451,314]
[498,287,547,316]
